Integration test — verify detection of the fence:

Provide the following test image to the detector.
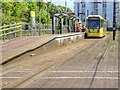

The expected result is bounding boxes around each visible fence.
[0,22,71,42]
[37,24,52,35]
[0,22,22,41]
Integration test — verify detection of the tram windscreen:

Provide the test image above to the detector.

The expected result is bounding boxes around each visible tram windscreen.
[87,17,100,29]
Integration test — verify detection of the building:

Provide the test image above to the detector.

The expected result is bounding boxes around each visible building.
[74,0,120,27]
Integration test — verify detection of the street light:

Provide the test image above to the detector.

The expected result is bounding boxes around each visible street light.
[65,0,67,13]
[46,0,52,31]
[38,0,41,36]
[113,0,116,40]
[46,0,51,24]
[65,0,68,32]
[38,0,41,24]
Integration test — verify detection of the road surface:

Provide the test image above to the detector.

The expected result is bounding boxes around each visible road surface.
[2,33,118,88]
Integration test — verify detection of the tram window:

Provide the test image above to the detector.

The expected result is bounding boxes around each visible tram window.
[87,20,100,29]
[87,17,100,29]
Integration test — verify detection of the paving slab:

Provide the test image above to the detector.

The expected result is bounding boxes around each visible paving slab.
[1,35,54,65]
[1,32,84,65]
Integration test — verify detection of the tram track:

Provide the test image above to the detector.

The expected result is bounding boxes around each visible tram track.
[16,35,112,88]
[16,40,101,88]
[2,40,94,75]
[2,38,100,88]
[2,33,111,88]
[88,36,111,88]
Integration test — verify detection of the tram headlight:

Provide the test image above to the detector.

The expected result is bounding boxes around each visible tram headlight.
[97,29,99,32]
[88,29,90,32]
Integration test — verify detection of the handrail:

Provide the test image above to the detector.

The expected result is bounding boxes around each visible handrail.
[0,25,21,32]
[0,22,23,41]
[0,23,22,29]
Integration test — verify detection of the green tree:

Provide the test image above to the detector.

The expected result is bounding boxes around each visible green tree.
[1,1,72,25]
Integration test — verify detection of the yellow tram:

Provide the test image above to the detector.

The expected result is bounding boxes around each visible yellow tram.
[85,15,107,37]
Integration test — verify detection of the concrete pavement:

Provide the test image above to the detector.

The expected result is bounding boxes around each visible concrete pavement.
[1,32,118,88]
[16,34,118,88]
[1,32,84,65]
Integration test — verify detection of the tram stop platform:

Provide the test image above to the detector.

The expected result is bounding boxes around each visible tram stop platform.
[1,32,85,65]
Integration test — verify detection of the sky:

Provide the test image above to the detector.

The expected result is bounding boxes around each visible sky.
[44,0,120,12]
[44,0,74,11]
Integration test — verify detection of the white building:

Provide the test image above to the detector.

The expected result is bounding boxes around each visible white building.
[74,0,120,27]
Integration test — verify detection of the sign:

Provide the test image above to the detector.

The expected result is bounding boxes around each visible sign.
[31,11,35,27]
[31,11,35,18]
[88,18,100,21]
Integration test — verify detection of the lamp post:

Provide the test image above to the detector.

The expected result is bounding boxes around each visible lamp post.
[47,0,51,24]
[65,0,67,13]
[77,2,80,21]
[38,0,41,24]
[38,0,41,35]
[46,0,51,31]
[65,0,68,32]
[113,0,116,40]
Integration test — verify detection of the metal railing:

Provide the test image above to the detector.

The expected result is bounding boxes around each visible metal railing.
[0,23,53,42]
[0,22,22,41]
[37,24,52,35]
[0,22,73,42]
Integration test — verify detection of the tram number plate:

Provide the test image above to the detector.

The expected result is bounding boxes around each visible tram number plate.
[90,30,97,33]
